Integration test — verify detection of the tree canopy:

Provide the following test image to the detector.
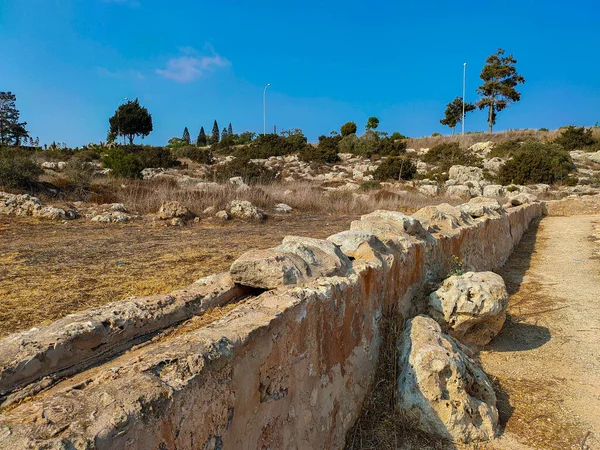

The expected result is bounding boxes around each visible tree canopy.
[440,97,476,134]
[0,92,28,146]
[476,49,525,133]
[341,121,357,136]
[197,126,207,146]
[366,117,380,131]
[212,120,220,144]
[108,99,153,144]
[182,127,191,144]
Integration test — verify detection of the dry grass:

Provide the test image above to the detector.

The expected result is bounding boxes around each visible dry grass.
[0,213,357,337]
[406,127,600,150]
[345,311,448,450]
[74,178,461,216]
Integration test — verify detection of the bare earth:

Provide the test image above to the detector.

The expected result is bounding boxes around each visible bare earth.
[479,215,600,450]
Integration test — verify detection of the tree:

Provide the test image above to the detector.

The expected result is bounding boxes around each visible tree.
[108,98,153,144]
[340,121,357,136]
[212,120,220,144]
[366,116,379,131]
[440,97,476,135]
[476,49,525,133]
[197,126,207,146]
[0,92,29,146]
[228,123,233,136]
[182,127,191,144]
[222,127,228,140]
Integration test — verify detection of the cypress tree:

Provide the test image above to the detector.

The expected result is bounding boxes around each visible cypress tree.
[228,122,233,136]
[182,127,191,144]
[196,126,207,146]
[212,120,220,143]
[221,127,228,140]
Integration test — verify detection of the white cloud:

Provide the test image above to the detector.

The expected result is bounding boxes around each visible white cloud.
[156,49,230,83]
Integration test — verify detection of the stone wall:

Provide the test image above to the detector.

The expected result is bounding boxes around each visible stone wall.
[0,200,543,450]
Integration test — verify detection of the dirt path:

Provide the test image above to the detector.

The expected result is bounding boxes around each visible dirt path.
[480,215,600,450]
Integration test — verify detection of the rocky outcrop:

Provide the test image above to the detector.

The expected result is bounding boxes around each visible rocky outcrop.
[87,203,137,223]
[509,192,539,206]
[397,315,499,443]
[460,198,504,219]
[157,201,190,220]
[274,203,292,213]
[446,185,472,200]
[228,200,265,220]
[0,192,77,220]
[449,165,484,184]
[428,272,509,346]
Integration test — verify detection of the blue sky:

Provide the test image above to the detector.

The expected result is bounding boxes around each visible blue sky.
[1,0,599,146]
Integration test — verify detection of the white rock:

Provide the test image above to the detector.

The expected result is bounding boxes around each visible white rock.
[483,185,505,198]
[428,271,509,346]
[397,315,498,443]
[228,200,264,220]
[274,203,292,213]
[445,185,472,200]
[448,165,484,184]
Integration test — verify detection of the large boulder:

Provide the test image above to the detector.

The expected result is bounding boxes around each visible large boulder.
[228,200,265,220]
[230,236,351,289]
[0,192,77,221]
[483,157,504,174]
[351,210,427,238]
[413,203,472,233]
[448,165,484,184]
[445,185,472,200]
[508,192,538,206]
[482,184,505,198]
[428,272,509,346]
[460,198,504,219]
[588,151,600,164]
[397,315,499,443]
[327,230,388,261]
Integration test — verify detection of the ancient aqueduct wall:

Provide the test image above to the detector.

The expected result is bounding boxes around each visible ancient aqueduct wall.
[0,200,543,450]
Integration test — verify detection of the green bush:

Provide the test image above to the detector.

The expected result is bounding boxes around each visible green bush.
[173,146,214,164]
[236,133,308,159]
[102,148,144,178]
[373,156,416,181]
[213,156,276,184]
[0,147,43,189]
[300,140,339,163]
[340,122,357,137]
[553,126,596,150]
[488,139,523,158]
[422,142,482,171]
[498,141,575,185]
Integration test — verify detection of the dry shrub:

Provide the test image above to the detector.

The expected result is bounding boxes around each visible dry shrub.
[88,178,461,216]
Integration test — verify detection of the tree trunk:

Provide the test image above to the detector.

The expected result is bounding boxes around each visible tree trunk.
[128,135,133,145]
[488,105,493,134]
[452,127,455,136]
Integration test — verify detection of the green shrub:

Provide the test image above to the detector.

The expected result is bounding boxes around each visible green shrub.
[63,156,95,192]
[102,148,144,178]
[340,121,357,137]
[300,141,339,163]
[213,156,276,184]
[338,134,358,154]
[173,146,214,164]
[359,180,381,191]
[488,139,523,158]
[553,126,596,150]
[539,127,549,132]
[237,133,308,159]
[373,156,416,181]
[498,141,575,185]
[431,132,442,137]
[0,147,43,189]
[422,142,482,171]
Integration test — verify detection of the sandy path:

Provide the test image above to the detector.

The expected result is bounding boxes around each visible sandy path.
[480,215,600,449]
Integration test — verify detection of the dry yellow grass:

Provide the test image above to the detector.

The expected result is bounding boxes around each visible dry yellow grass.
[0,213,358,337]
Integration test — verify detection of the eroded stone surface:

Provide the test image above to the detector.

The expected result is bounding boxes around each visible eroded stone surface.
[428,271,509,346]
[397,315,499,443]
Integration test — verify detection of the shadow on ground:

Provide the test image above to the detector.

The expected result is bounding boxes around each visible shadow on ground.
[487,316,551,352]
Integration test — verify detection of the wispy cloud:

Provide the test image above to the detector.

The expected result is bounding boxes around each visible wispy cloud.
[97,67,145,80]
[156,48,230,83]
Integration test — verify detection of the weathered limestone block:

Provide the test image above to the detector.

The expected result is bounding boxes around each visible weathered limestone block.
[397,315,498,443]
[446,185,472,200]
[277,236,352,277]
[460,198,504,218]
[428,272,509,346]
[350,210,427,238]
[448,165,484,184]
[229,249,310,289]
[483,184,505,198]
[508,192,538,206]
[228,200,265,220]
[412,203,472,233]
[157,201,190,219]
[327,229,389,261]
[0,192,77,220]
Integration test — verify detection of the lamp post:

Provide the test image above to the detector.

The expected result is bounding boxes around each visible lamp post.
[263,83,271,135]
[462,63,466,136]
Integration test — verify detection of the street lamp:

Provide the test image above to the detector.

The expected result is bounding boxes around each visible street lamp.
[462,63,466,136]
[263,83,271,135]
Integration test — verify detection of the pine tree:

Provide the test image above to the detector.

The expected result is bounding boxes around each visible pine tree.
[476,49,525,133]
[197,126,207,146]
[182,127,191,144]
[0,91,29,146]
[228,123,233,136]
[212,120,220,143]
[440,97,476,135]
